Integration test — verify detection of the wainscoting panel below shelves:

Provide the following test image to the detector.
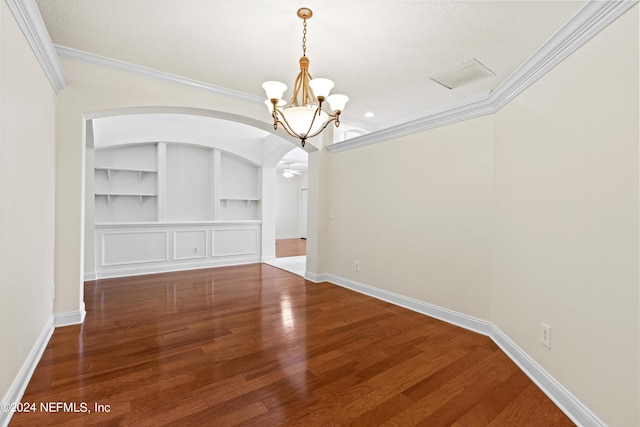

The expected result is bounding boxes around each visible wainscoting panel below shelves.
[94,222,261,279]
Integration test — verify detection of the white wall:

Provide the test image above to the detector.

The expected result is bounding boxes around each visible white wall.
[165,144,213,221]
[491,8,638,426]
[0,0,56,419]
[275,171,307,239]
[219,152,259,200]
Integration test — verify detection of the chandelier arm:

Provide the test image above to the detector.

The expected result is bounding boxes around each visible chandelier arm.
[272,110,306,139]
[290,68,317,107]
[291,73,303,107]
[302,71,314,106]
[274,108,341,142]
[300,105,321,137]
[274,109,308,139]
[301,115,339,140]
[288,105,323,139]
[272,114,308,148]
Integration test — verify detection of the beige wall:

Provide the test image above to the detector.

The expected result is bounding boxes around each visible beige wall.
[306,132,333,276]
[0,0,56,403]
[491,8,638,426]
[325,6,638,426]
[327,116,494,320]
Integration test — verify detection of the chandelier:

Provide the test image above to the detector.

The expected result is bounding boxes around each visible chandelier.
[262,8,348,147]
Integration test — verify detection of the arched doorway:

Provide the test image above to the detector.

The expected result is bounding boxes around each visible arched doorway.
[83,107,306,279]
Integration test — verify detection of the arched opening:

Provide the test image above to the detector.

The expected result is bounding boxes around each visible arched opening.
[83,107,309,280]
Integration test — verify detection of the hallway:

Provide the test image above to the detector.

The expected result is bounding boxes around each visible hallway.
[264,238,307,277]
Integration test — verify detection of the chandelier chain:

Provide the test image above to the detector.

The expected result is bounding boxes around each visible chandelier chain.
[302,18,307,56]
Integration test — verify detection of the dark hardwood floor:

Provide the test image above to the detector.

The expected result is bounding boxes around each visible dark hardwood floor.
[11,264,574,426]
[276,238,306,258]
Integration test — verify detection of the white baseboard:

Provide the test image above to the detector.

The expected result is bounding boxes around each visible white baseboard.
[0,317,54,427]
[84,271,97,281]
[54,304,86,327]
[322,273,494,336]
[317,273,605,427]
[275,234,301,239]
[93,257,261,280]
[489,329,605,427]
[304,271,323,282]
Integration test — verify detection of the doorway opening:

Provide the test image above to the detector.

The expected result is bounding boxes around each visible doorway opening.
[265,148,308,277]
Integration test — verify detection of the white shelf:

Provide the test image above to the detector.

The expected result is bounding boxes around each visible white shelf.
[220,198,260,208]
[95,167,157,182]
[96,193,157,205]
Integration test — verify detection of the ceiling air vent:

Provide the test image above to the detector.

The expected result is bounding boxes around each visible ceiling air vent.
[430,58,495,89]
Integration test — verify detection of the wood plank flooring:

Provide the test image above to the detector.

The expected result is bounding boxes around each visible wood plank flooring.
[11,264,574,426]
[276,238,306,258]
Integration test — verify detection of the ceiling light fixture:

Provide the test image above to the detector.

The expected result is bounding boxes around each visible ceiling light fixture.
[282,164,302,179]
[262,8,348,147]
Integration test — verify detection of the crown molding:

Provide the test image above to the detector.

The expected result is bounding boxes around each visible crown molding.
[55,45,265,105]
[4,0,67,92]
[6,0,636,142]
[327,0,638,154]
[490,0,638,111]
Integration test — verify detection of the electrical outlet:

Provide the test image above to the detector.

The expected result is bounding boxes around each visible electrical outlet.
[541,323,551,349]
[354,260,360,272]
[192,247,199,255]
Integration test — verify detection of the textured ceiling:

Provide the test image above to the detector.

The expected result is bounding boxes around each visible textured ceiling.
[35,0,587,132]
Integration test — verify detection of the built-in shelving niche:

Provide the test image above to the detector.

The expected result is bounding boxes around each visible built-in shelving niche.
[94,143,260,223]
[219,152,259,221]
[94,144,158,222]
